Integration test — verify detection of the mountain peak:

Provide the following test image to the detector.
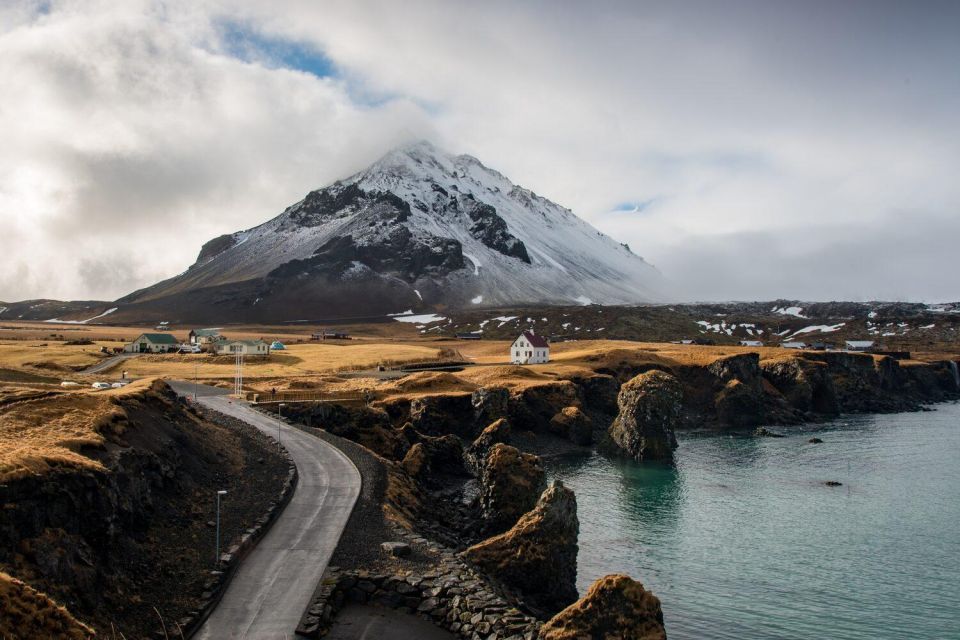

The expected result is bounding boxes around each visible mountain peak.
[118,144,663,322]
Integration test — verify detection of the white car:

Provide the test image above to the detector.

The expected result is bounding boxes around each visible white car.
[178,344,202,354]
[111,382,129,388]
[91,382,111,390]
[60,381,81,388]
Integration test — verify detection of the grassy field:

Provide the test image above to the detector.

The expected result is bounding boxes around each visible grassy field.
[0,379,156,483]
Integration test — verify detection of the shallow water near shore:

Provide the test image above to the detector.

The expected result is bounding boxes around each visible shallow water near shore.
[546,402,960,640]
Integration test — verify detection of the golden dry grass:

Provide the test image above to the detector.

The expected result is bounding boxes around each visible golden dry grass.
[109,342,443,379]
[0,571,94,639]
[0,378,156,483]
[0,340,119,373]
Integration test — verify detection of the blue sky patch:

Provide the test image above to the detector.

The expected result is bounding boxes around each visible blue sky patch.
[218,20,337,79]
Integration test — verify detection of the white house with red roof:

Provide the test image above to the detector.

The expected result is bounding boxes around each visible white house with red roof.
[511,330,550,364]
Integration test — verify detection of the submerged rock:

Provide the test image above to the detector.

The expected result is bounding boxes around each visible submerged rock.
[809,437,824,444]
[607,370,682,461]
[463,480,578,614]
[539,573,666,640]
[478,443,545,532]
[753,426,785,438]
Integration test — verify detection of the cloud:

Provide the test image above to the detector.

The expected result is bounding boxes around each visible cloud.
[0,0,957,302]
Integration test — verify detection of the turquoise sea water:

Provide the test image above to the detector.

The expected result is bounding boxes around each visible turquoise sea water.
[546,403,960,639]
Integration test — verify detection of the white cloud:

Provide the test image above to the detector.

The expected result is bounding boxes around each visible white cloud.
[0,0,957,302]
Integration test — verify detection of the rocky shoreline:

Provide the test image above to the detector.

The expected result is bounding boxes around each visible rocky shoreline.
[276,349,959,638]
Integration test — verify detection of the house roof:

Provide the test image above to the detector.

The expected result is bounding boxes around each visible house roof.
[519,331,549,348]
[221,339,269,347]
[846,340,875,347]
[190,328,221,336]
[137,333,179,344]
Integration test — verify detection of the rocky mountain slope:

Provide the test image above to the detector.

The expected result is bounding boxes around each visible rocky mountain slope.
[111,141,663,323]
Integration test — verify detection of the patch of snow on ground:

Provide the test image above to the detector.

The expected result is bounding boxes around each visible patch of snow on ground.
[493,316,517,327]
[773,306,807,318]
[562,322,571,329]
[44,307,119,325]
[462,253,481,275]
[868,311,877,319]
[0,307,6,315]
[388,310,415,317]
[788,323,845,338]
[920,324,935,329]
[393,313,446,324]
[575,296,592,305]
[414,290,423,300]
[471,295,483,304]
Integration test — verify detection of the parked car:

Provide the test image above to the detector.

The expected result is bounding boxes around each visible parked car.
[111,382,129,388]
[60,381,81,388]
[91,382,111,390]
[177,344,202,354]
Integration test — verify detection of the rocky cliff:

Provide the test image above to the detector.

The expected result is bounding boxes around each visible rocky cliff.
[540,573,666,640]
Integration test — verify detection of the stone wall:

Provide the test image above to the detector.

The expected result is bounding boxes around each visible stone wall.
[296,528,541,640]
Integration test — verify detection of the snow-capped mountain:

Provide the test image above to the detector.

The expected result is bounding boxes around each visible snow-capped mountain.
[118,141,662,322]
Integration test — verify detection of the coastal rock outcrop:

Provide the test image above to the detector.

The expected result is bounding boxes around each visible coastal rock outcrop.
[400,432,466,484]
[549,406,593,446]
[539,574,666,640]
[508,381,581,431]
[478,443,545,532]
[606,370,682,461]
[472,386,510,426]
[761,357,839,415]
[708,353,766,427]
[463,480,579,615]
[465,418,512,472]
[409,393,475,437]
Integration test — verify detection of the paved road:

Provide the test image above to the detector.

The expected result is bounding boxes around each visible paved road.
[81,352,138,375]
[169,382,361,639]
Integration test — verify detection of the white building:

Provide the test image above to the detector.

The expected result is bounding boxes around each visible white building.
[739,340,764,347]
[511,331,550,364]
[123,333,180,353]
[845,340,875,352]
[215,339,271,357]
[781,341,808,350]
[188,328,223,345]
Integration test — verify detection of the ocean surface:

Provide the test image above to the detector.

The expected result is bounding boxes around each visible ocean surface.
[546,402,960,639]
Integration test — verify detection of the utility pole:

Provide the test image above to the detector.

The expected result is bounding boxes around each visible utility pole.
[215,489,227,566]
[194,360,198,401]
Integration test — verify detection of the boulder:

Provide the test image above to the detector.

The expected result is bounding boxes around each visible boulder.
[562,373,620,415]
[478,443,545,532]
[463,480,578,614]
[549,406,593,446]
[397,429,466,481]
[464,418,511,472]
[539,574,666,640]
[606,370,682,461]
[380,541,411,557]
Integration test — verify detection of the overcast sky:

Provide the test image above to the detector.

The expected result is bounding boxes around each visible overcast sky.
[1,0,958,303]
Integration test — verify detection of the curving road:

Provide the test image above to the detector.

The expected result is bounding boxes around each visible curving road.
[169,382,361,639]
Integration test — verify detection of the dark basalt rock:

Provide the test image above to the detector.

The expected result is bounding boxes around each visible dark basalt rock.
[194,234,237,265]
[753,426,785,438]
[809,437,824,444]
[606,370,682,462]
[463,480,579,615]
[459,196,531,263]
[540,574,666,640]
[289,183,367,227]
[549,406,593,446]
[477,444,545,533]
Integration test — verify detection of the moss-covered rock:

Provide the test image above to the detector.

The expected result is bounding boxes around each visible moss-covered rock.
[606,370,682,461]
[463,480,578,615]
[539,573,666,640]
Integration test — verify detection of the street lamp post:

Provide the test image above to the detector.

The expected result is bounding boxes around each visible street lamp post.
[194,360,198,401]
[215,489,227,566]
[277,403,287,451]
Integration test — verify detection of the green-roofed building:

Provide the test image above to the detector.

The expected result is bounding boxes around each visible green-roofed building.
[188,328,223,345]
[124,333,180,354]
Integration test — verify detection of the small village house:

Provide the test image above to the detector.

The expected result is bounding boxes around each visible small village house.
[215,339,271,357]
[511,331,549,364]
[123,333,179,353]
[781,341,808,349]
[189,328,223,345]
[845,340,875,352]
[739,340,764,347]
